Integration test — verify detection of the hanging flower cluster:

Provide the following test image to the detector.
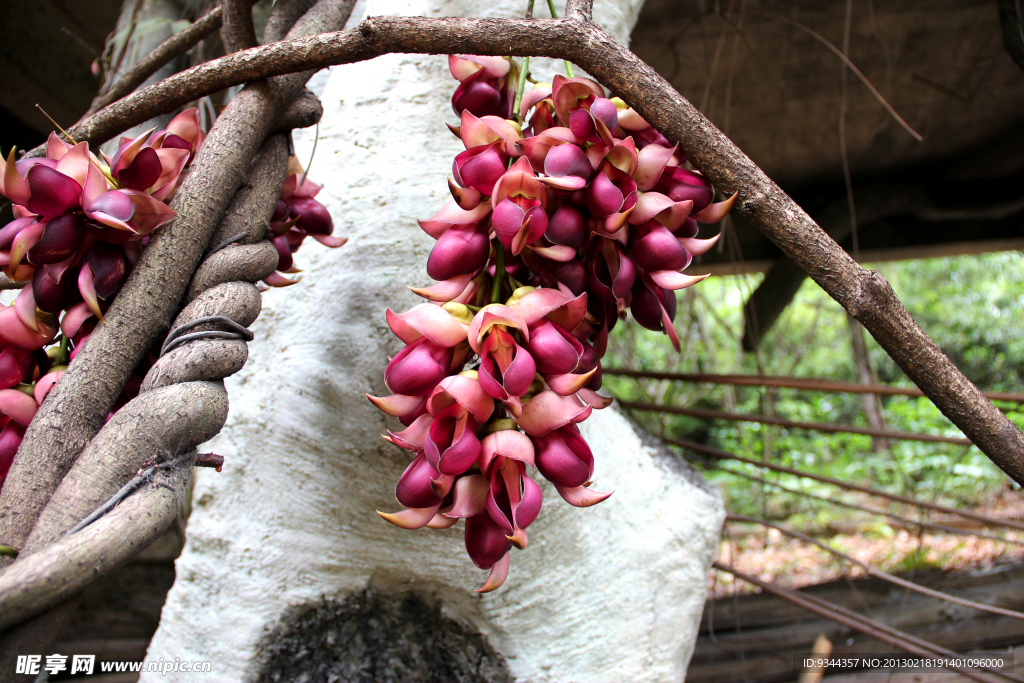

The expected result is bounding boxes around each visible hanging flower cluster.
[0,110,343,491]
[264,165,347,288]
[369,56,733,592]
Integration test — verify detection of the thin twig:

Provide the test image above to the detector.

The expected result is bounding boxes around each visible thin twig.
[87,5,225,116]
[715,463,1024,546]
[664,436,1024,532]
[604,369,1024,404]
[622,401,973,445]
[760,11,923,142]
[222,0,259,54]
[727,514,1024,622]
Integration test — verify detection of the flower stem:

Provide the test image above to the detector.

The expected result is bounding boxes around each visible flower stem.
[511,0,536,121]
[492,242,506,303]
[546,0,575,77]
[57,334,70,366]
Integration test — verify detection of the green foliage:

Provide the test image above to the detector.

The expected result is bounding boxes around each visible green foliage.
[606,251,1024,525]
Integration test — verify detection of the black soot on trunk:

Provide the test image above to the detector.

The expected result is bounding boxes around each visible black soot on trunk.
[256,589,512,683]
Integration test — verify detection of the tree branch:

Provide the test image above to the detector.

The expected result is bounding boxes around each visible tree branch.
[87,5,224,116]
[26,12,1021,482]
[222,0,259,54]
[0,467,189,632]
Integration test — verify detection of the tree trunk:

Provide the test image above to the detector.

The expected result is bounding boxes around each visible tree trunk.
[142,1,724,681]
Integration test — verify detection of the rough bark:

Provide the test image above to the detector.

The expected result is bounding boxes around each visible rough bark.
[172,281,264,331]
[21,381,228,554]
[17,13,1024,487]
[186,243,280,302]
[0,0,357,566]
[222,0,259,54]
[272,89,324,133]
[141,340,249,391]
[0,469,189,632]
[209,135,290,248]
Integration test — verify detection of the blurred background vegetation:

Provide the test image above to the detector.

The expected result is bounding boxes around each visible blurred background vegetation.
[606,249,1024,530]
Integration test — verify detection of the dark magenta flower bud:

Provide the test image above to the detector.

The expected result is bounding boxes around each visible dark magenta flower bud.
[384,337,455,397]
[427,222,490,281]
[87,243,127,299]
[287,196,333,235]
[453,141,508,195]
[0,342,34,390]
[425,402,481,476]
[545,204,585,250]
[524,319,583,375]
[271,199,289,222]
[32,266,81,313]
[533,424,594,488]
[465,512,511,569]
[657,167,714,213]
[25,165,82,218]
[630,220,692,273]
[549,259,587,296]
[271,235,293,272]
[396,452,445,509]
[29,213,82,265]
[585,161,638,217]
[115,147,162,191]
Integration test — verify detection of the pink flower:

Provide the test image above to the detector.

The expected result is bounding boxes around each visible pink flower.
[0,388,38,491]
[449,55,518,119]
[384,337,455,397]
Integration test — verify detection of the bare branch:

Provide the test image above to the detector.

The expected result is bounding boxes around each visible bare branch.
[621,401,973,445]
[0,467,188,632]
[728,514,1024,623]
[87,5,224,116]
[0,273,26,290]
[666,436,1024,532]
[222,0,259,54]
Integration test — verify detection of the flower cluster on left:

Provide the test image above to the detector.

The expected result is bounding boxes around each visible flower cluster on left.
[0,109,340,492]
[0,110,208,491]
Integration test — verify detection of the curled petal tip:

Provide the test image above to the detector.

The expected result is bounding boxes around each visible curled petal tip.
[426,512,458,529]
[476,551,510,593]
[555,484,613,507]
[692,192,737,223]
[506,528,528,550]
[677,233,721,256]
[649,271,709,291]
[263,272,301,288]
[311,234,347,248]
[377,504,441,530]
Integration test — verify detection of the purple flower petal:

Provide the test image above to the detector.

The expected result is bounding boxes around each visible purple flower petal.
[28,213,81,265]
[25,166,82,218]
[426,222,489,281]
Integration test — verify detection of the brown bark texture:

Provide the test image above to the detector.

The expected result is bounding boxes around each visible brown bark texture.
[0,467,189,631]
[0,144,291,653]
[222,0,259,54]
[1,0,1020,646]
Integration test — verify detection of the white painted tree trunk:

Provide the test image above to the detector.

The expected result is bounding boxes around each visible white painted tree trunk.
[143,1,724,680]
